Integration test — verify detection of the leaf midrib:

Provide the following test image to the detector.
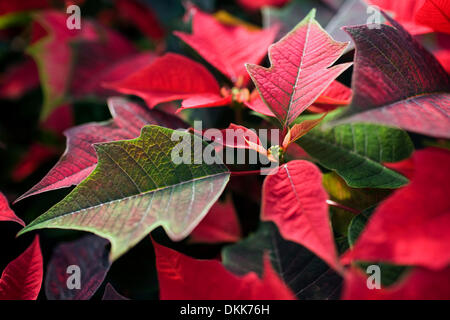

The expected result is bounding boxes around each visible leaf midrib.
[284,17,312,127]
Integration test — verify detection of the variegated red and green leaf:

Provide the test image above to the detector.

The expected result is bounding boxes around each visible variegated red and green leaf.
[28,11,138,120]
[18,126,230,261]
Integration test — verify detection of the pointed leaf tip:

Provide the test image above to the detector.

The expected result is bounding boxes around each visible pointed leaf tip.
[246,11,351,126]
[0,236,43,300]
[19,125,230,261]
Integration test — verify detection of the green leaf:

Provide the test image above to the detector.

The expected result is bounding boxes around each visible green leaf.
[324,172,392,235]
[222,223,342,300]
[19,125,230,261]
[297,123,413,188]
[347,207,375,247]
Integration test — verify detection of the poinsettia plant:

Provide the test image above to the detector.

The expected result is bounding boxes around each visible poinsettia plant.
[0,0,449,301]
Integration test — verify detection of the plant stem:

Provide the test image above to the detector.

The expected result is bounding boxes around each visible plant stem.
[326,200,360,215]
[231,168,277,176]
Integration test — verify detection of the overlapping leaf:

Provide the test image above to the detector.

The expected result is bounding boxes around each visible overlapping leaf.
[105,53,226,109]
[238,0,289,11]
[191,196,241,244]
[342,148,450,270]
[367,0,432,34]
[154,240,295,300]
[324,173,390,235]
[325,0,374,50]
[19,126,230,261]
[247,10,352,127]
[323,173,390,215]
[298,122,413,188]
[174,9,279,84]
[262,160,338,269]
[45,235,110,300]
[222,223,343,299]
[28,11,138,119]
[16,97,186,202]
[245,80,352,117]
[334,13,450,138]
[343,267,450,300]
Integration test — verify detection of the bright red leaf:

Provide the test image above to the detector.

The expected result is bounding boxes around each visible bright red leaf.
[342,148,450,270]
[0,192,24,226]
[244,91,275,117]
[434,49,450,74]
[237,0,289,11]
[367,0,433,35]
[384,157,416,180]
[191,196,241,244]
[310,80,352,113]
[105,53,222,108]
[343,267,450,300]
[174,9,279,84]
[154,241,295,300]
[247,10,352,127]
[179,94,232,112]
[262,160,339,270]
[246,80,352,117]
[415,0,450,34]
[15,98,186,202]
[0,236,43,300]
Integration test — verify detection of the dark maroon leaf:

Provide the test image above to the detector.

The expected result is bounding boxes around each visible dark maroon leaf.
[334,13,450,138]
[45,235,110,300]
